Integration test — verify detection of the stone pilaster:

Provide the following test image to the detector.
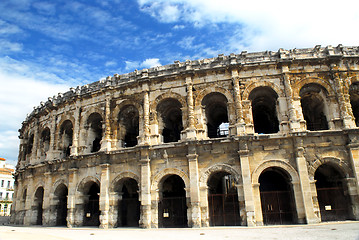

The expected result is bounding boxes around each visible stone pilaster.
[332,69,356,128]
[294,139,320,224]
[46,113,56,160]
[184,76,197,139]
[23,175,34,226]
[143,85,150,145]
[32,122,40,164]
[347,132,359,219]
[67,168,78,228]
[140,148,151,228]
[231,69,245,135]
[42,172,53,226]
[238,140,256,226]
[71,107,81,156]
[100,164,110,228]
[101,98,112,151]
[282,67,305,132]
[187,146,201,227]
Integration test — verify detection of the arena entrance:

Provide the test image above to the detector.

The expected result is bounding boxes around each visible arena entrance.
[83,182,100,226]
[34,187,44,225]
[259,168,296,225]
[207,172,240,226]
[117,178,140,227]
[54,184,68,226]
[315,164,351,221]
[158,175,187,228]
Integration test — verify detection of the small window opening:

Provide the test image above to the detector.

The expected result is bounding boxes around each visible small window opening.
[249,87,279,134]
[300,84,329,131]
[118,105,139,147]
[157,99,183,143]
[202,93,229,138]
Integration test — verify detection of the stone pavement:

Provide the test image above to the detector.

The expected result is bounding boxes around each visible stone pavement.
[0,221,358,240]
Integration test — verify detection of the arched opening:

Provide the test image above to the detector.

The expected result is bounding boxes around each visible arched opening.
[26,134,34,158]
[83,182,100,226]
[115,178,140,227]
[202,93,229,138]
[207,172,240,226]
[59,120,73,157]
[300,83,329,131]
[349,82,359,126]
[259,168,296,225]
[87,113,103,153]
[40,128,50,160]
[249,87,279,134]
[34,187,44,225]
[158,175,187,228]
[314,164,351,221]
[54,184,68,226]
[118,105,139,147]
[157,98,183,143]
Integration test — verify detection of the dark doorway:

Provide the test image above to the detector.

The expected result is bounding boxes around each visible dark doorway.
[118,178,140,227]
[54,184,68,226]
[349,82,359,126]
[300,83,329,131]
[259,169,296,225]
[157,99,183,143]
[249,87,279,134]
[83,182,100,226]
[202,93,229,138]
[118,105,139,147]
[315,164,351,221]
[34,187,44,225]
[208,172,240,226]
[158,175,187,228]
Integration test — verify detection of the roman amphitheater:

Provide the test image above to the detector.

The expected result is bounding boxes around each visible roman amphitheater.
[11,45,359,228]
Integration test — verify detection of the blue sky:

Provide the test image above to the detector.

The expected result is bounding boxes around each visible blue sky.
[1,0,358,166]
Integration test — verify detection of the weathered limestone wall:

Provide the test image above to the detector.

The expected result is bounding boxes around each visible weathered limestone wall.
[11,45,359,228]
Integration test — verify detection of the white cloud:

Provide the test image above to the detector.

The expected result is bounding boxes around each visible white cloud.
[105,61,117,67]
[142,58,161,68]
[0,39,23,52]
[138,0,359,51]
[125,58,162,70]
[0,58,70,166]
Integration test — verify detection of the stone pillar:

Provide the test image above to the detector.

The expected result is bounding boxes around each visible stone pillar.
[32,123,40,164]
[282,68,305,132]
[46,113,56,160]
[347,133,359,219]
[231,69,245,135]
[238,140,256,226]
[42,172,53,226]
[294,139,320,224]
[67,168,78,228]
[100,164,110,228]
[332,70,356,128]
[187,146,201,227]
[23,176,34,226]
[140,149,151,228]
[143,86,150,145]
[71,107,81,156]
[185,76,197,139]
[101,98,112,151]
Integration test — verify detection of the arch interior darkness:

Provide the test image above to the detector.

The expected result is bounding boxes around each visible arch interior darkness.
[207,172,240,226]
[314,164,351,221]
[117,178,140,227]
[54,184,68,226]
[34,187,44,225]
[157,99,183,143]
[158,175,187,228]
[259,169,296,225]
[83,182,100,226]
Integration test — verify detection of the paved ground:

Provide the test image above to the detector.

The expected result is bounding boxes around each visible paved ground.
[0,221,358,240]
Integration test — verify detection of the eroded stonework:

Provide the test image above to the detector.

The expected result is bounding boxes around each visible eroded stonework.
[11,45,359,228]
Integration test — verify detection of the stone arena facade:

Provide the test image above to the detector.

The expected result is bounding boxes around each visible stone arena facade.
[11,45,359,228]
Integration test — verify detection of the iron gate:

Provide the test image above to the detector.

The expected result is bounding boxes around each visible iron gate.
[158,196,187,228]
[316,187,350,221]
[84,199,100,226]
[208,193,240,226]
[260,190,295,225]
[119,198,140,227]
